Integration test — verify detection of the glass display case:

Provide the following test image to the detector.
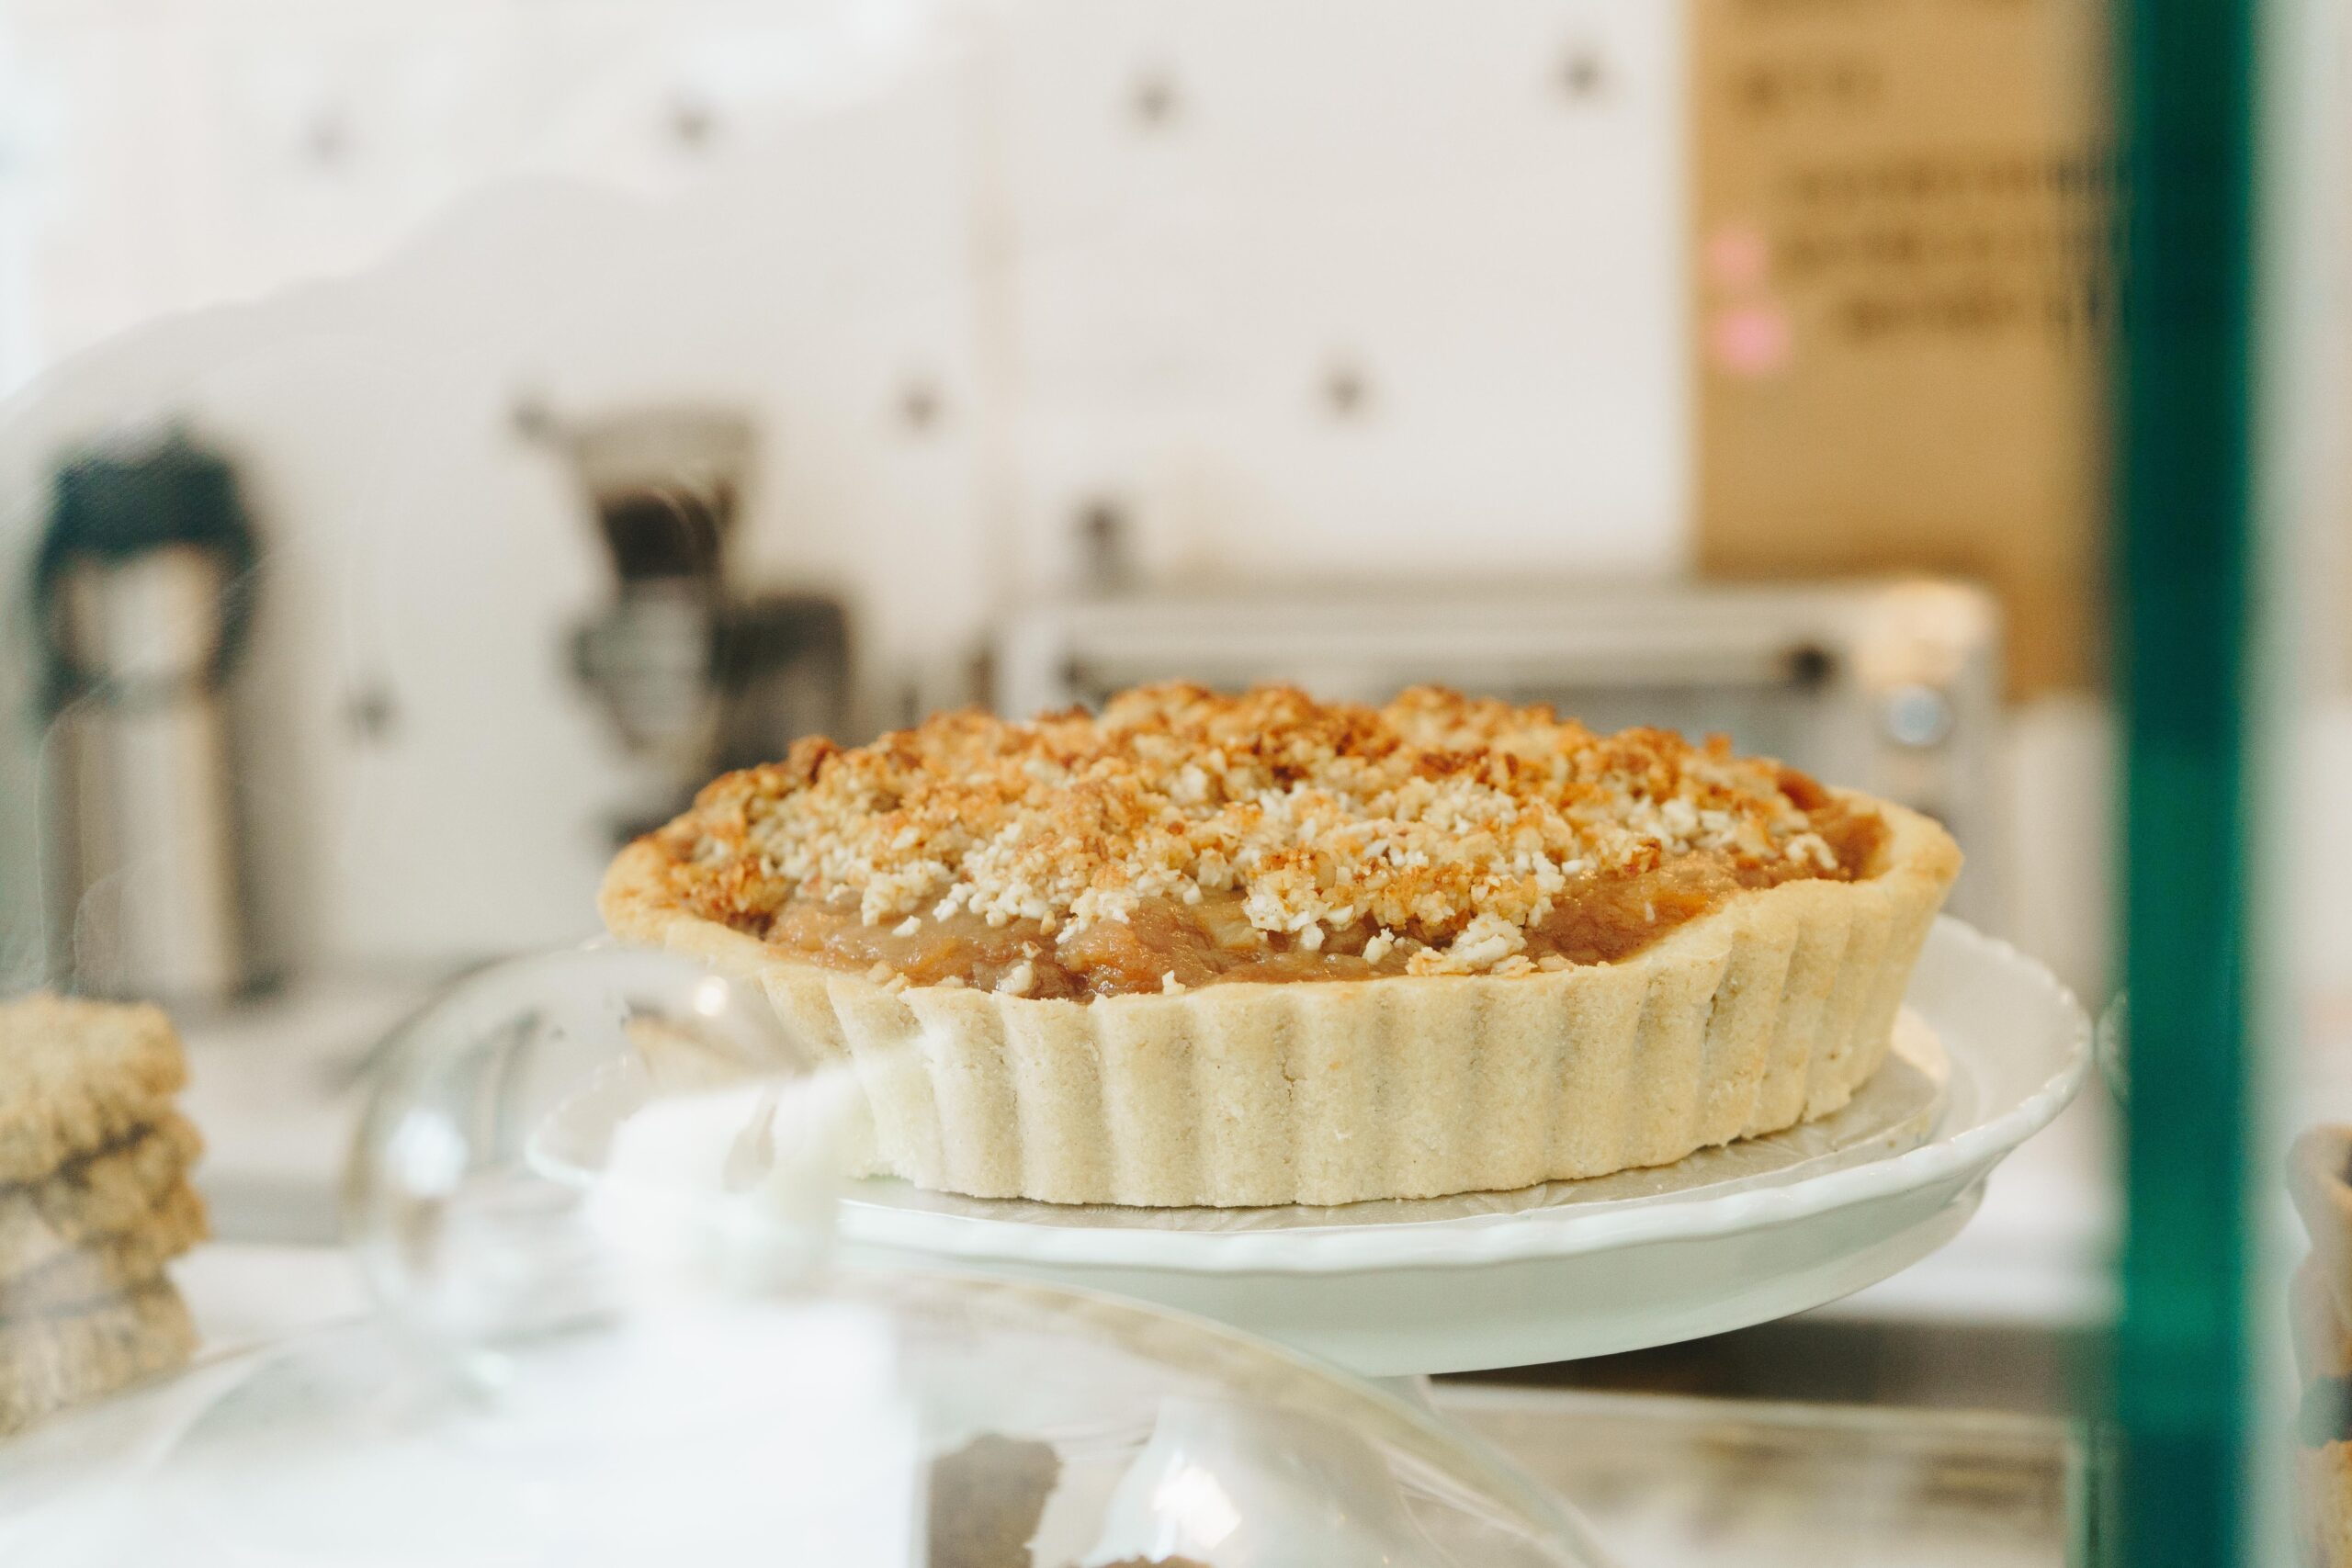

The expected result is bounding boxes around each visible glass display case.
[0,0,2336,1562]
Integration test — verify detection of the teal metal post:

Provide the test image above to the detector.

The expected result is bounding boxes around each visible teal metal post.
[2113,0,2261,1560]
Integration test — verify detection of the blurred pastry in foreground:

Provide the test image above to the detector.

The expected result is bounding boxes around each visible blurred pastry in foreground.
[0,1174,208,1316]
[0,993,190,1182]
[928,1433,1059,1568]
[0,994,207,1436]
[2291,1124,2352,1567]
[0,1282,196,1435]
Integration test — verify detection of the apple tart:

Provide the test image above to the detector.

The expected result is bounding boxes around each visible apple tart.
[601,683,1960,1206]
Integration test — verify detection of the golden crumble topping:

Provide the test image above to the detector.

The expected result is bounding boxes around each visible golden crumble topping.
[638,684,1884,998]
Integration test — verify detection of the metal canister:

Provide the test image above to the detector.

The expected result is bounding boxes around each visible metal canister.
[35,435,261,1005]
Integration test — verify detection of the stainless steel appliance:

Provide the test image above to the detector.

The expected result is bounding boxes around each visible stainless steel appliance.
[537,405,852,842]
[33,435,265,1004]
[996,578,2006,927]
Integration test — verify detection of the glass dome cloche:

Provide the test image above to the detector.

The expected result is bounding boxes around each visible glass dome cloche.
[0,944,1618,1568]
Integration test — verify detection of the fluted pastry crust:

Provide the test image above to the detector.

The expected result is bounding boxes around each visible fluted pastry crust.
[602,794,1959,1207]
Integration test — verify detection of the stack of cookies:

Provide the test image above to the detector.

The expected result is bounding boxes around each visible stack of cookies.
[0,992,205,1436]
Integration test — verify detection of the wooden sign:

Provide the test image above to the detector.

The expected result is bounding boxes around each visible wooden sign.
[1691,0,2110,695]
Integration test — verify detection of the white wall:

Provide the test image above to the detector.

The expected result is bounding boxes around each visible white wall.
[989,0,1685,588]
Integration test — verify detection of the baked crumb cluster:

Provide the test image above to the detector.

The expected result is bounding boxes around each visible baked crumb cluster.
[650,683,1863,986]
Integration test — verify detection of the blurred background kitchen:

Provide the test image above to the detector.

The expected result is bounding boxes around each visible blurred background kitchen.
[0,0,2339,1560]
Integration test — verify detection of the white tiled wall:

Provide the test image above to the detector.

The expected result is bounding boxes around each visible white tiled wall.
[990,0,1686,587]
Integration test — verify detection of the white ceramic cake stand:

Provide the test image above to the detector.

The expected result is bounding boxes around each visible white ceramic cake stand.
[832,919,2091,1378]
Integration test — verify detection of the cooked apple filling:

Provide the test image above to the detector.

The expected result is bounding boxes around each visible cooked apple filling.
[638,682,1886,999]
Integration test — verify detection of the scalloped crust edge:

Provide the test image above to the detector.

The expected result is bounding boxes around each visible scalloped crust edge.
[600,792,1962,1207]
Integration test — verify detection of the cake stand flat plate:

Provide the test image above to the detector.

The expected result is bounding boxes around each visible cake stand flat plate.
[834,919,2090,1376]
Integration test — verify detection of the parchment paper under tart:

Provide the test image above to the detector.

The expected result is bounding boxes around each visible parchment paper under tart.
[601,794,1959,1209]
